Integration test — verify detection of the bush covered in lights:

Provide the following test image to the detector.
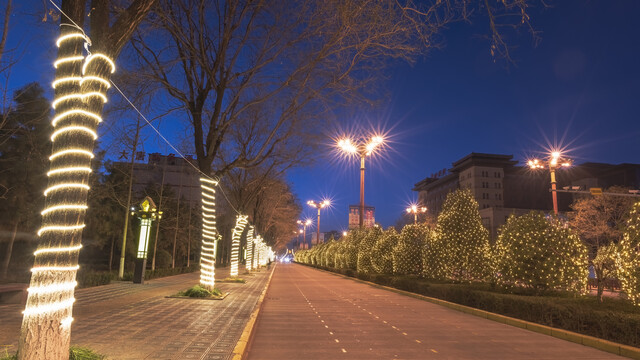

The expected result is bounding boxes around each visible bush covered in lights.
[323,239,338,268]
[344,231,360,270]
[616,201,640,305]
[392,224,428,275]
[434,189,491,282]
[371,227,399,274]
[357,226,383,274]
[493,212,588,293]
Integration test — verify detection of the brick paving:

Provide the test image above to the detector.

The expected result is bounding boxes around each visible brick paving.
[0,267,271,360]
[246,263,625,360]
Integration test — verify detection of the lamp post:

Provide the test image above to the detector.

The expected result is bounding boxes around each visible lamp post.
[337,135,385,228]
[528,151,571,215]
[307,200,330,244]
[297,219,312,248]
[406,204,427,224]
[130,196,161,284]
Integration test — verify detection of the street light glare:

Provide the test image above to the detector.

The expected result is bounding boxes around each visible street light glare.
[337,138,358,154]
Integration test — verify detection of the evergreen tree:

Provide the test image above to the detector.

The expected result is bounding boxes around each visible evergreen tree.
[323,239,337,268]
[392,224,428,275]
[344,229,363,270]
[493,212,588,293]
[334,240,347,269]
[371,227,399,274]
[435,189,491,281]
[616,201,640,305]
[357,226,383,273]
[0,83,50,280]
[421,226,446,280]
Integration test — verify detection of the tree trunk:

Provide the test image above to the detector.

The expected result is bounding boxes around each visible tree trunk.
[18,1,157,358]
[0,221,18,280]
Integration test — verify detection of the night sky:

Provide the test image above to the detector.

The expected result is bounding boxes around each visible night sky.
[5,1,640,237]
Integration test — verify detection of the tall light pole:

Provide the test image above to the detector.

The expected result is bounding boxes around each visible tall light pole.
[406,204,427,224]
[307,200,330,244]
[297,219,312,248]
[337,135,385,228]
[528,151,571,215]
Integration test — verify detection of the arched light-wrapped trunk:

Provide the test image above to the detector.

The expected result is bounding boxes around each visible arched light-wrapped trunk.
[245,225,254,271]
[199,177,218,291]
[230,215,248,277]
[18,29,114,360]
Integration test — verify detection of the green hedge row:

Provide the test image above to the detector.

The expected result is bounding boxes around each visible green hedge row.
[77,265,199,288]
[304,263,640,347]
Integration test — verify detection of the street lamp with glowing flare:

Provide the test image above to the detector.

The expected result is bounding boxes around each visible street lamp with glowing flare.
[307,200,330,245]
[528,151,572,215]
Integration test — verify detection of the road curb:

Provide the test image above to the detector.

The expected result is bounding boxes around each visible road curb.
[231,265,276,360]
[312,266,640,360]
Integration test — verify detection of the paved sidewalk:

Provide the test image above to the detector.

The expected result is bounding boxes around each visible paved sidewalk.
[0,267,272,360]
[246,263,624,360]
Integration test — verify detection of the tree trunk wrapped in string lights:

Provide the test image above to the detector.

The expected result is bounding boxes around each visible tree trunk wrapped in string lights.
[230,215,248,277]
[199,177,219,291]
[246,225,254,271]
[253,235,262,269]
[17,23,114,360]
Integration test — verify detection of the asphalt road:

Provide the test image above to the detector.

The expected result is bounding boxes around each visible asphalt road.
[246,263,624,360]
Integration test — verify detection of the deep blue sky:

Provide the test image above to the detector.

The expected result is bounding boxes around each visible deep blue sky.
[290,0,640,233]
[5,1,640,236]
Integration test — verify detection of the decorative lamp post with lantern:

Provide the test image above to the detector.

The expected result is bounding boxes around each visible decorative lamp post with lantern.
[131,196,161,284]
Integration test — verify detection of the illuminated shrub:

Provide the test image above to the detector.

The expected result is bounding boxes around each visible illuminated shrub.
[344,229,363,270]
[357,226,383,274]
[493,212,588,292]
[323,239,337,268]
[617,201,640,305]
[371,227,399,274]
[392,224,428,275]
[435,189,491,282]
[421,227,446,280]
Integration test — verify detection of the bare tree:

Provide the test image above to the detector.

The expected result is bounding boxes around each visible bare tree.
[569,187,635,302]
[129,0,540,180]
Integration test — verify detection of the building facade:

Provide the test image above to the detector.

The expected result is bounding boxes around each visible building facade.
[348,205,375,229]
[413,153,640,239]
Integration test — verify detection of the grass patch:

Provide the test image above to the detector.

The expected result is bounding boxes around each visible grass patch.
[1,346,105,360]
[300,262,640,347]
[219,277,246,283]
[178,285,223,298]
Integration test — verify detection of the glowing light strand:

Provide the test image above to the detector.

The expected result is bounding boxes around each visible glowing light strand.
[37,225,85,237]
[49,148,95,160]
[230,215,249,277]
[41,204,88,216]
[44,183,90,196]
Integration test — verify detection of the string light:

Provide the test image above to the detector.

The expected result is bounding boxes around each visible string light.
[79,75,111,88]
[41,204,88,216]
[49,148,95,160]
[230,215,249,277]
[51,125,98,141]
[47,166,92,177]
[52,77,82,89]
[82,53,116,75]
[51,92,108,109]
[246,226,255,271]
[27,281,78,295]
[34,244,83,256]
[44,183,90,196]
[36,225,85,237]
[54,56,84,69]
[199,178,219,290]
[22,297,75,317]
[56,33,88,47]
[31,265,80,273]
